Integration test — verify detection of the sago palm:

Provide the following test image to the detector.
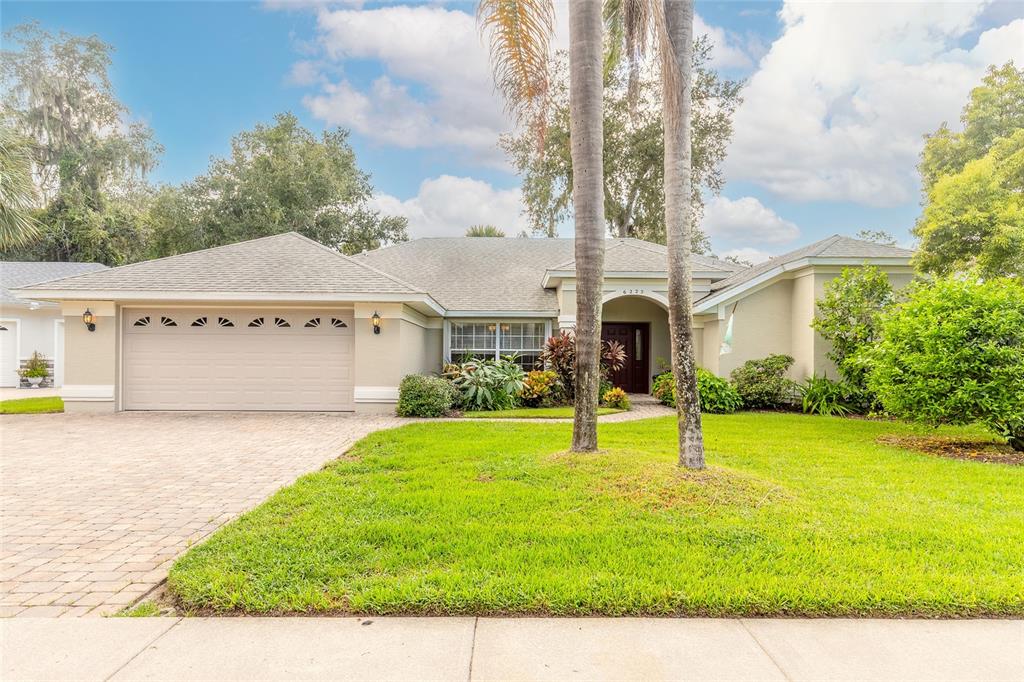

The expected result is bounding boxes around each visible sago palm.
[480,0,606,452]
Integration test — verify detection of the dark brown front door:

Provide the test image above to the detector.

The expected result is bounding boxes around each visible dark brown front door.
[601,322,650,393]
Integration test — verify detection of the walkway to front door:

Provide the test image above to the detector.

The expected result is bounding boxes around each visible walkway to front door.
[601,322,650,393]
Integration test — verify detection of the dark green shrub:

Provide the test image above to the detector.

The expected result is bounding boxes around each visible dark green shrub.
[866,276,1024,451]
[442,355,525,411]
[697,368,743,413]
[396,374,457,417]
[651,369,742,414]
[730,354,795,409]
[799,375,860,417]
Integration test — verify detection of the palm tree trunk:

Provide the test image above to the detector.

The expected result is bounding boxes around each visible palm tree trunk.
[569,0,605,452]
[662,0,705,469]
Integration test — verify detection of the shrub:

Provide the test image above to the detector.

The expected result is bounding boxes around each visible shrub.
[730,354,795,409]
[652,371,675,407]
[396,375,457,417]
[696,368,743,414]
[443,355,526,411]
[602,387,630,410]
[799,375,859,417]
[810,266,895,393]
[651,369,742,414]
[518,370,562,407]
[538,330,627,399]
[866,276,1024,451]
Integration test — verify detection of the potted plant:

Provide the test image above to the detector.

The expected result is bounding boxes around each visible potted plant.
[17,351,49,388]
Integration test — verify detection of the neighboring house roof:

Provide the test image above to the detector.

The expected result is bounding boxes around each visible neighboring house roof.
[1,261,108,307]
[695,234,914,311]
[16,233,430,303]
[357,237,741,313]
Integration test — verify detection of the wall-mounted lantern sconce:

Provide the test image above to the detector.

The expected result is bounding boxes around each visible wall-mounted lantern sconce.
[82,308,96,332]
[371,311,381,335]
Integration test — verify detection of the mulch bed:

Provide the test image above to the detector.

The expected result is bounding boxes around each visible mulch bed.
[877,434,1023,465]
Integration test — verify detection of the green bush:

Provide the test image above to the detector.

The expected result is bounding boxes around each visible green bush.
[799,375,860,417]
[730,354,795,409]
[866,276,1024,451]
[697,368,743,413]
[651,369,742,414]
[396,375,457,417]
[601,386,630,410]
[443,355,526,411]
[810,266,895,393]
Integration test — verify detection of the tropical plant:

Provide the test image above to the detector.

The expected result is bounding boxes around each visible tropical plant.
[866,277,1024,451]
[478,0,605,452]
[538,330,627,400]
[16,351,48,379]
[0,126,39,249]
[396,374,458,418]
[652,371,675,406]
[465,224,506,237]
[798,375,857,417]
[601,386,630,410]
[730,354,795,410]
[811,265,896,393]
[444,356,526,411]
[518,369,562,407]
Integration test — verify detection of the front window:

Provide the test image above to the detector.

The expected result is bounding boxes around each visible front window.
[449,321,547,370]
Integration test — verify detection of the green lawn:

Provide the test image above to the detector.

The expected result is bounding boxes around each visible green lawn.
[168,413,1024,617]
[0,396,64,414]
[463,406,624,419]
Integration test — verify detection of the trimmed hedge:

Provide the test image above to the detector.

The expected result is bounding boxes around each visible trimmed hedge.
[396,374,458,417]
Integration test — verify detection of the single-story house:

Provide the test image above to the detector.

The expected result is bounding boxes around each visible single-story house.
[13,232,913,413]
[1,261,108,388]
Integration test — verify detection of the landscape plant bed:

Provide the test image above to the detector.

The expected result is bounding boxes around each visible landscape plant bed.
[0,396,64,414]
[877,434,1023,465]
[168,413,1024,617]
[462,406,624,419]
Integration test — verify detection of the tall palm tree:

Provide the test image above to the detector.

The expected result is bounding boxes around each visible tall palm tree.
[607,0,705,468]
[0,126,40,250]
[480,0,606,452]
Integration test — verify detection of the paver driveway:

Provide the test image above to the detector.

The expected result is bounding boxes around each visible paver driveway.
[0,411,404,617]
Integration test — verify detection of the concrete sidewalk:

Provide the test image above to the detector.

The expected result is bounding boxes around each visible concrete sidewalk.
[2,617,1021,681]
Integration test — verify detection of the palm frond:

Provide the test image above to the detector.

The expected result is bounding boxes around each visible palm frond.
[0,125,41,249]
[478,0,555,142]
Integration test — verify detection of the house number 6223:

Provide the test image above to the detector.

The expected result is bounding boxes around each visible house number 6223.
[621,289,645,295]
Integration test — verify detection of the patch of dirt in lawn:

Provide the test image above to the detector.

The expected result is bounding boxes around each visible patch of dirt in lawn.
[596,464,790,511]
[878,434,1023,465]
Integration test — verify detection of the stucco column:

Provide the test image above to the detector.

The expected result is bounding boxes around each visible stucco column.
[353,302,403,412]
[60,301,116,412]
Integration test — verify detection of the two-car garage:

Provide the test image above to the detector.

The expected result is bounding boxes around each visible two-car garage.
[122,308,355,411]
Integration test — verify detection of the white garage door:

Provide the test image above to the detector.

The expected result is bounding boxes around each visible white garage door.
[123,309,354,411]
[0,321,18,388]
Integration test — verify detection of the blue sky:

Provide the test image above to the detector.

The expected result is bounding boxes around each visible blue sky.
[5,1,1023,261]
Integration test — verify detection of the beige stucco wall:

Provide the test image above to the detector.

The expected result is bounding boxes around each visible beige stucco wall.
[60,301,117,412]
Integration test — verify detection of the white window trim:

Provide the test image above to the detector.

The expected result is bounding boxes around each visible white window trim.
[444,319,552,363]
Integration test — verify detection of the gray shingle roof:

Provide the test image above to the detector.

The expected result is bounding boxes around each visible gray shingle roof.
[18,232,422,295]
[1,261,107,306]
[704,234,914,299]
[357,237,740,312]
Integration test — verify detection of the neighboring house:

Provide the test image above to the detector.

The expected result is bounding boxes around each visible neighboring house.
[1,262,108,389]
[13,232,913,413]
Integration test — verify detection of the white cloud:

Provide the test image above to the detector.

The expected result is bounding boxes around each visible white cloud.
[285,60,323,87]
[369,175,529,238]
[722,247,774,265]
[283,3,746,164]
[702,195,799,244]
[726,3,1024,207]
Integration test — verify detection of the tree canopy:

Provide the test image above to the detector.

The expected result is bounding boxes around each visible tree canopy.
[913,61,1024,278]
[148,113,407,257]
[500,37,741,250]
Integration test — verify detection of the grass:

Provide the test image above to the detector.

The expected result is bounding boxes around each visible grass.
[0,396,64,414]
[117,601,162,617]
[463,406,624,419]
[168,413,1024,617]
